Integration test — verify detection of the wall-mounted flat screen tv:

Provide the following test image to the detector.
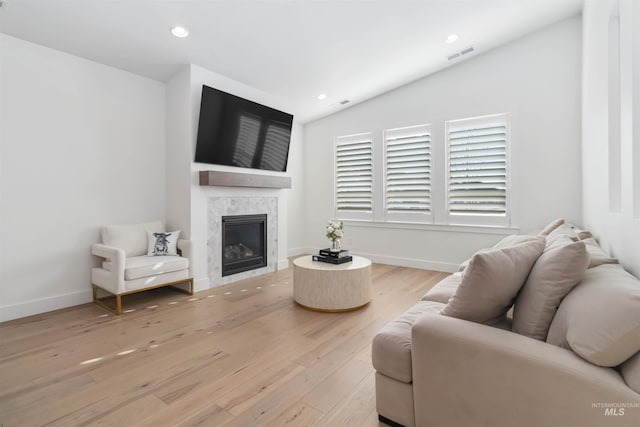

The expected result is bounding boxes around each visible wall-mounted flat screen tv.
[194,85,294,172]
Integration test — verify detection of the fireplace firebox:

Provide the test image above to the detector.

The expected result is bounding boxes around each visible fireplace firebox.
[221,214,267,277]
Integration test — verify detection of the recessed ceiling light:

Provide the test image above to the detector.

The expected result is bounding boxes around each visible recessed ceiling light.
[171,26,189,38]
[446,34,459,44]
[317,93,327,100]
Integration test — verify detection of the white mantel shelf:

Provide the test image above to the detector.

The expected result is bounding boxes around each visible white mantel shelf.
[199,170,292,189]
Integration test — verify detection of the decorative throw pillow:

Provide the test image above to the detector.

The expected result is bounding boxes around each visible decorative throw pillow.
[147,230,180,256]
[442,237,545,325]
[512,239,588,340]
[546,223,580,245]
[546,264,640,367]
[577,231,593,240]
[539,218,565,236]
[457,234,540,272]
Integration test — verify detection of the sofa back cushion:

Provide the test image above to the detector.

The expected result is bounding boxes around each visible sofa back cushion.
[512,239,588,340]
[582,238,619,268]
[441,238,545,325]
[102,220,164,257]
[546,264,640,367]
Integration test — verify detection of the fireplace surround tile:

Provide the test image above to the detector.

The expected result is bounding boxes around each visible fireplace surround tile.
[208,197,277,285]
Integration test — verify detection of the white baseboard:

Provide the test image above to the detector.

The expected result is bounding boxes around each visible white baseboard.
[355,251,458,273]
[287,247,313,257]
[0,289,92,323]
[0,252,455,323]
[277,258,290,270]
[193,277,211,293]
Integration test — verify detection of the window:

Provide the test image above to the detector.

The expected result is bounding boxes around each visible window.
[335,133,374,220]
[446,114,510,226]
[333,113,512,228]
[384,124,432,222]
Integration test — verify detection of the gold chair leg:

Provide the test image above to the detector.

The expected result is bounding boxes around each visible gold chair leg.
[92,278,194,315]
[92,284,122,315]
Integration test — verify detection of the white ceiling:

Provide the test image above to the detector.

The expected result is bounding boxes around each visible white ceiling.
[0,0,582,122]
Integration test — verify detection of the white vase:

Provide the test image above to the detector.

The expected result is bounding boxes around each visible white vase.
[330,239,341,251]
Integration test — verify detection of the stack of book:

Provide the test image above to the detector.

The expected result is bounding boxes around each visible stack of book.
[312,248,353,264]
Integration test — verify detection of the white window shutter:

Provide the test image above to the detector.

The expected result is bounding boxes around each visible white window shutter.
[384,124,432,220]
[446,114,509,223]
[335,133,373,215]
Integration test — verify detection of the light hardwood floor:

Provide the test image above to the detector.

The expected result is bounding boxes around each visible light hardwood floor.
[0,260,447,427]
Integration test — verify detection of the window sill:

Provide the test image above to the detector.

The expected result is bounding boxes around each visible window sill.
[339,219,520,235]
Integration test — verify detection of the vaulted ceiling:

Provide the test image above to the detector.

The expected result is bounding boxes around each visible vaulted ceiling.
[0,0,582,122]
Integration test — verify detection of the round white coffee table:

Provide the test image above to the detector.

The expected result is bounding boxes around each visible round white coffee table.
[293,255,372,312]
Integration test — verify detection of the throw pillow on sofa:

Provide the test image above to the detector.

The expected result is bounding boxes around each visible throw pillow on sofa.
[512,238,588,341]
[546,264,640,367]
[442,237,545,325]
[457,234,541,272]
[539,218,565,236]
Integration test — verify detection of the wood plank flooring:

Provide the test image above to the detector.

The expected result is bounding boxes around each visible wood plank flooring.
[0,260,447,427]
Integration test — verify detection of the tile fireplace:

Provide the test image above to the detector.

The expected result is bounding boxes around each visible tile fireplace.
[221,214,267,277]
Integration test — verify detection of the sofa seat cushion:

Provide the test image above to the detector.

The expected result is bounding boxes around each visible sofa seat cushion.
[621,351,640,394]
[422,273,462,304]
[372,301,445,383]
[103,255,189,281]
[547,264,640,367]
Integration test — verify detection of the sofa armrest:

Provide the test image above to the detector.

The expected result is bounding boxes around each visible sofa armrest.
[177,239,193,277]
[91,243,124,261]
[91,243,125,294]
[411,313,640,427]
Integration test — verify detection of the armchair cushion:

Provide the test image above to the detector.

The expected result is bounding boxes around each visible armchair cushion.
[102,220,164,257]
[103,255,189,281]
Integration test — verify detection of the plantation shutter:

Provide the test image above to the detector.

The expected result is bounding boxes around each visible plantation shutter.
[335,133,373,213]
[447,114,508,216]
[384,124,431,214]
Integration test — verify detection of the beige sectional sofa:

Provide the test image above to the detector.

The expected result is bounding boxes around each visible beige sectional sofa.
[372,220,640,427]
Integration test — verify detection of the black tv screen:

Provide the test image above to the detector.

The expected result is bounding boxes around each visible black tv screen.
[194,85,293,172]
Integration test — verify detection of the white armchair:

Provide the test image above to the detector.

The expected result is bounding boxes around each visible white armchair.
[91,220,194,314]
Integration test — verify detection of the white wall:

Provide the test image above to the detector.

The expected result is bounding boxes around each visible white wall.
[302,16,583,271]
[582,0,640,276]
[165,64,303,291]
[0,35,166,321]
